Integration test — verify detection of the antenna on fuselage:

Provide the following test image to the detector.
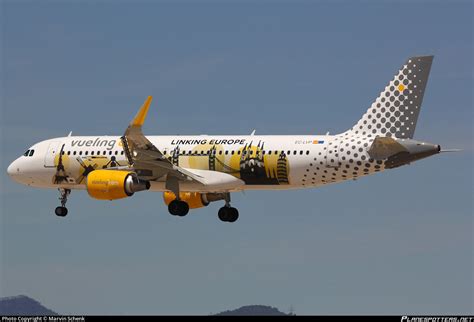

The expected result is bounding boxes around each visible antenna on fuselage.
[67,131,72,137]
[250,129,256,136]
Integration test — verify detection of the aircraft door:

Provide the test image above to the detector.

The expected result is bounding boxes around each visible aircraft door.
[44,141,62,167]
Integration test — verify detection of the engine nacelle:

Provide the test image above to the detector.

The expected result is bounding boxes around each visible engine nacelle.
[86,170,150,200]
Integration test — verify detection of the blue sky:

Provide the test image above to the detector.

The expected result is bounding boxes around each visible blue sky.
[1,0,472,315]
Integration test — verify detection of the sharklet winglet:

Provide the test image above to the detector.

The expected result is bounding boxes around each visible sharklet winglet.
[131,96,153,127]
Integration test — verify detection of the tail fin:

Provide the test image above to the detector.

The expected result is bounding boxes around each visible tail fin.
[344,56,433,139]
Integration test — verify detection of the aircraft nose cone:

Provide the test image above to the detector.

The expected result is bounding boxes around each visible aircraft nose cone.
[7,160,18,177]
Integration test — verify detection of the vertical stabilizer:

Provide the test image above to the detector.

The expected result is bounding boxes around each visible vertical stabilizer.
[344,56,433,139]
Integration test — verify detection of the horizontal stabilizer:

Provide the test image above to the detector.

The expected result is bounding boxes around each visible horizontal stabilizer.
[368,136,440,168]
[368,137,407,160]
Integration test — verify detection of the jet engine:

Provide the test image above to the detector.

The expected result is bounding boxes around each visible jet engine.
[163,191,226,209]
[86,170,150,200]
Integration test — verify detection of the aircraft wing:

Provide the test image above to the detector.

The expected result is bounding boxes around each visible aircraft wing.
[121,96,205,184]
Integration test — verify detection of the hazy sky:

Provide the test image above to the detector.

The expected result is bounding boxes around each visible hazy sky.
[1,0,472,315]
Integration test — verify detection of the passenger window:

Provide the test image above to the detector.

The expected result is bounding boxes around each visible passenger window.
[237,150,241,155]
[262,151,266,155]
[274,150,278,155]
[115,151,118,155]
[121,151,124,155]
[79,151,83,155]
[103,151,106,155]
[231,151,235,155]
[67,151,71,155]
[268,151,272,155]
[306,151,310,155]
[287,150,291,155]
[225,151,229,155]
[299,151,303,155]
[219,151,222,155]
[73,151,77,155]
[85,151,88,155]
[250,150,253,155]
[293,151,297,155]
[29,150,35,157]
[91,151,94,155]
[109,151,112,155]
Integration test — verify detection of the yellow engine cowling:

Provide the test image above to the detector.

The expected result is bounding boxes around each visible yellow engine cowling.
[163,192,210,209]
[86,170,150,200]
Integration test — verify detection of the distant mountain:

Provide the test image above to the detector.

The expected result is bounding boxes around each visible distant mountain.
[215,305,292,316]
[0,296,290,316]
[0,295,57,315]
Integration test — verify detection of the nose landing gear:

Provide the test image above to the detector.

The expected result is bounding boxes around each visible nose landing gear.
[55,188,71,217]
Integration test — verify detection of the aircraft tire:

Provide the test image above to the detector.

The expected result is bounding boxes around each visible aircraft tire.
[218,207,239,222]
[168,200,189,217]
[55,206,68,217]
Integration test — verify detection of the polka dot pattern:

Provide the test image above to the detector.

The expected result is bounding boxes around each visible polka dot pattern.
[299,136,385,187]
[344,56,433,139]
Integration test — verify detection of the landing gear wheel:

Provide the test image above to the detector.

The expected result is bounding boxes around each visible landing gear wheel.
[227,207,239,222]
[55,188,71,217]
[55,206,68,217]
[168,200,189,217]
[218,207,239,222]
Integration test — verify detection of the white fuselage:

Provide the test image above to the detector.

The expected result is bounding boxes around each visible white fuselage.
[7,134,385,192]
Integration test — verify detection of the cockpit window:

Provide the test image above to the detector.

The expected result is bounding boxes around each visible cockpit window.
[22,149,35,157]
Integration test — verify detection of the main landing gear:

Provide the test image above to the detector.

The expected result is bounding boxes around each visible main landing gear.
[168,199,189,217]
[218,206,239,223]
[167,192,239,223]
[55,188,70,217]
[218,193,239,223]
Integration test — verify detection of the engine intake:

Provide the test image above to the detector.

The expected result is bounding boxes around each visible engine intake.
[86,170,150,200]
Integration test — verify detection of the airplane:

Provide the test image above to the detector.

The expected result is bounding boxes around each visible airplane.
[6,56,452,222]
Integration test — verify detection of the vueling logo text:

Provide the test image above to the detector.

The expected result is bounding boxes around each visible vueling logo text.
[71,138,117,150]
